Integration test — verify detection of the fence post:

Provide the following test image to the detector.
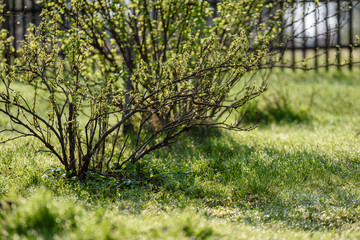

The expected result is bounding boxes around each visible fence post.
[21,0,25,44]
[208,0,218,18]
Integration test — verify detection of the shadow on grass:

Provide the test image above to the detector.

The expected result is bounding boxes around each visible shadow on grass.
[34,127,360,230]
[242,100,312,125]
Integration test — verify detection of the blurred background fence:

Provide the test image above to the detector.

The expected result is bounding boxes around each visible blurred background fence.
[1,0,41,52]
[1,0,360,70]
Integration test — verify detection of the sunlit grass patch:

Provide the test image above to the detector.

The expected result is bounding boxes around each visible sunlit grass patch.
[1,69,360,238]
[3,189,360,239]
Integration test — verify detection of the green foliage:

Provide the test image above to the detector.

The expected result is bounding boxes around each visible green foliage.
[0,0,290,176]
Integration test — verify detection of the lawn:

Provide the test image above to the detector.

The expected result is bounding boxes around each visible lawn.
[1,69,360,239]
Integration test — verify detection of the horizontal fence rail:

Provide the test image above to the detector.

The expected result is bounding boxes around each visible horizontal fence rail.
[1,0,360,70]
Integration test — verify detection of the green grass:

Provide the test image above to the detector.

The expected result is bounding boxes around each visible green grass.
[1,68,360,239]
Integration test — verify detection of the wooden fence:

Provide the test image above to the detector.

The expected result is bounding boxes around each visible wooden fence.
[1,0,360,70]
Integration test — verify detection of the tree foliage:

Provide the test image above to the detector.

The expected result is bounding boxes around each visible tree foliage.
[0,0,291,176]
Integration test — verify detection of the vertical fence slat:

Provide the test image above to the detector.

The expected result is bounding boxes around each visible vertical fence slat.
[315,2,318,70]
[325,0,329,71]
[337,0,341,69]
[4,0,10,32]
[11,0,16,54]
[280,1,285,70]
[22,0,26,43]
[291,3,295,71]
[29,0,33,32]
[209,0,217,18]
[349,0,353,70]
[302,1,306,62]
[4,0,10,65]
